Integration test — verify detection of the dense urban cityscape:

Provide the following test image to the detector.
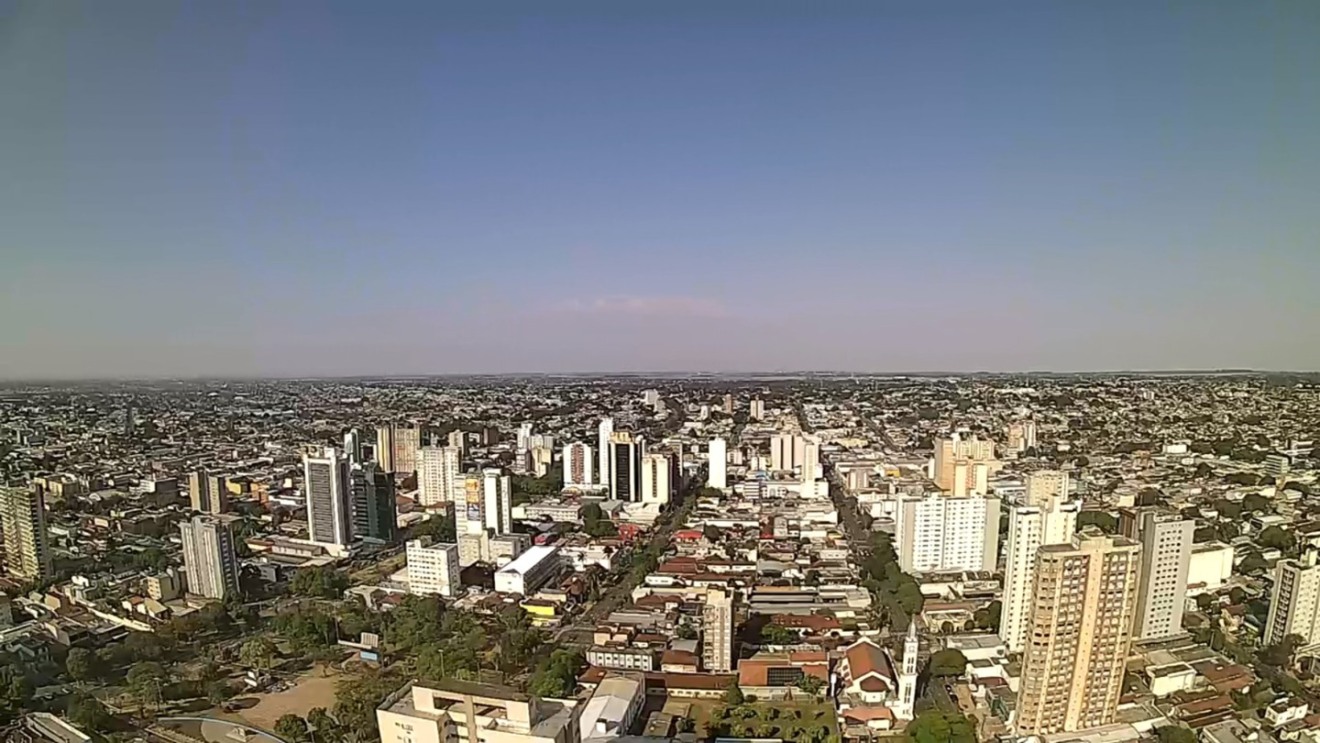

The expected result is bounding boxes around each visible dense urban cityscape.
[0,374,1318,743]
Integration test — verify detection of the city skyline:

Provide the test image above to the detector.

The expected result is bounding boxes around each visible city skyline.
[3,1,1319,378]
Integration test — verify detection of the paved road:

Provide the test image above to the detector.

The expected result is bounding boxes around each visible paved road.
[555,477,701,642]
[849,403,896,451]
[826,466,873,560]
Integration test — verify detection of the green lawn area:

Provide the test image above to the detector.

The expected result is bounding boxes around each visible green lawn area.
[690,698,840,742]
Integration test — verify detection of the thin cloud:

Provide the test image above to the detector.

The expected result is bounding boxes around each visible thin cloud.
[551,295,730,318]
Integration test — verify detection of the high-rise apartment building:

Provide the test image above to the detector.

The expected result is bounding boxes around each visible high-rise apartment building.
[703,587,735,672]
[416,446,461,507]
[1121,508,1193,640]
[179,515,240,600]
[529,446,553,478]
[1024,470,1069,505]
[447,429,467,458]
[640,453,672,505]
[1015,532,1141,737]
[343,428,365,463]
[1005,421,1039,455]
[801,437,821,483]
[1000,477,1080,653]
[516,423,534,457]
[350,463,397,544]
[1265,549,1320,646]
[932,433,999,495]
[376,423,422,475]
[188,469,228,514]
[769,434,803,473]
[562,442,594,487]
[707,438,727,490]
[722,394,734,414]
[894,493,1001,573]
[376,425,396,473]
[304,447,352,547]
[0,486,52,581]
[482,469,513,535]
[406,539,461,598]
[749,398,764,421]
[608,432,644,502]
[598,418,614,489]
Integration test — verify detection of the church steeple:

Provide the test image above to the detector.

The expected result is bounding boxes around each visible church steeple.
[895,620,919,720]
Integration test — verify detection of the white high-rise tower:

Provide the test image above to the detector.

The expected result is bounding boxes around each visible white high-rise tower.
[303,447,351,547]
[482,469,512,535]
[598,418,614,489]
[1000,471,1080,653]
[416,446,461,507]
[707,437,727,490]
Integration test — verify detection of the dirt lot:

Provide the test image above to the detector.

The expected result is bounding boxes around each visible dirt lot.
[220,668,342,731]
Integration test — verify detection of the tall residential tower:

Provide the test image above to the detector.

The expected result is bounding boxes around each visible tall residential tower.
[179,515,240,600]
[0,485,52,581]
[1015,532,1141,737]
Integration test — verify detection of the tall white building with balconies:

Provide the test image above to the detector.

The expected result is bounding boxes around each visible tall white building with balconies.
[894,493,1000,574]
[1000,475,1081,653]
[416,445,462,507]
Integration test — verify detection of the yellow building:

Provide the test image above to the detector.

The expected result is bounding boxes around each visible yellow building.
[1015,531,1141,736]
[521,599,561,627]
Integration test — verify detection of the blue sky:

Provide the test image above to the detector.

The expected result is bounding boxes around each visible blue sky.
[2,1,1318,378]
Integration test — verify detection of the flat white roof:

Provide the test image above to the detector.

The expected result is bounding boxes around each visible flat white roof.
[579,675,642,741]
[497,544,559,576]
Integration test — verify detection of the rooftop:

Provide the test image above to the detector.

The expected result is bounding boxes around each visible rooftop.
[496,545,560,576]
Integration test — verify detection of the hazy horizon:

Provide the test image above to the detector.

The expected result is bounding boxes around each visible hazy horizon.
[4,1,1319,379]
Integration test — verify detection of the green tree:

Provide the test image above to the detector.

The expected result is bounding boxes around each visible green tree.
[275,714,310,743]
[1243,493,1271,514]
[127,661,168,712]
[307,707,337,739]
[206,680,231,705]
[1239,551,1268,575]
[927,649,968,677]
[529,649,585,699]
[124,631,166,662]
[906,711,975,743]
[290,566,350,599]
[333,671,402,741]
[1258,526,1295,552]
[240,637,278,671]
[762,624,796,645]
[1216,522,1240,542]
[66,693,111,732]
[972,600,1002,631]
[1195,594,1216,612]
[723,681,745,706]
[796,674,825,697]
[66,647,98,684]
[1259,634,1305,667]
[1155,725,1197,743]
[414,513,456,542]
[1213,499,1242,519]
